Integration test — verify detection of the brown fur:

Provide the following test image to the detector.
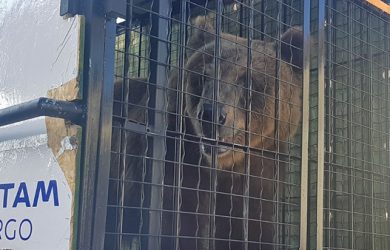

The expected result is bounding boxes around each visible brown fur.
[110,14,303,250]
[168,15,303,250]
[170,15,302,173]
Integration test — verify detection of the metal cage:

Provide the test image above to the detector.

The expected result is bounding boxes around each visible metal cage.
[105,0,303,249]
[307,1,390,249]
[73,0,390,249]
[322,1,390,249]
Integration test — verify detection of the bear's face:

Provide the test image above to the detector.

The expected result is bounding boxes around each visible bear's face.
[182,16,303,172]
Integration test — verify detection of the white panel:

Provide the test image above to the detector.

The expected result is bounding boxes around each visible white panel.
[0,1,81,249]
[0,0,80,110]
[0,136,72,250]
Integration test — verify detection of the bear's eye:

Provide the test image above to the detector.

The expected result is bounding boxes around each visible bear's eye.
[239,95,247,107]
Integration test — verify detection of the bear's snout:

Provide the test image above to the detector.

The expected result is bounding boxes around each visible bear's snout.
[201,103,213,124]
[200,103,228,139]
[201,103,227,124]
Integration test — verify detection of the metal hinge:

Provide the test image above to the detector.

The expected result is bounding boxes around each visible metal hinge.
[60,0,83,18]
[60,0,126,18]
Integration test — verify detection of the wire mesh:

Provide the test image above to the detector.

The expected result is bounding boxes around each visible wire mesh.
[310,0,390,249]
[105,0,304,249]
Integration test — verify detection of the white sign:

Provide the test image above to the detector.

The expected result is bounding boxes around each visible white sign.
[0,135,72,250]
[0,0,81,249]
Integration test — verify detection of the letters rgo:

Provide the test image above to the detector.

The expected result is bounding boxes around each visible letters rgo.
[0,180,60,241]
[0,180,59,208]
[0,218,33,241]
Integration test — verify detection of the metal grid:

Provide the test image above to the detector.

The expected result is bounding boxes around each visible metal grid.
[307,0,390,249]
[104,0,304,249]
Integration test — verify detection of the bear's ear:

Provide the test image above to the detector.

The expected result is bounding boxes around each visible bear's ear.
[279,26,303,70]
[186,14,216,56]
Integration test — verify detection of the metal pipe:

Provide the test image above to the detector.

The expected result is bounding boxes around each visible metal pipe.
[299,0,311,248]
[243,1,254,249]
[317,0,326,248]
[117,0,133,248]
[0,97,85,127]
[147,0,170,249]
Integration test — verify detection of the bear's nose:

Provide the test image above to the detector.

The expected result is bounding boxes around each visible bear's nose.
[202,103,227,125]
[202,103,213,123]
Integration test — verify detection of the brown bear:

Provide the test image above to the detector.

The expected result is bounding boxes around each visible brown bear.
[165,15,303,250]
[109,15,303,250]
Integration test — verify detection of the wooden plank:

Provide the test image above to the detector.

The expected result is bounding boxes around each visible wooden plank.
[367,0,390,15]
